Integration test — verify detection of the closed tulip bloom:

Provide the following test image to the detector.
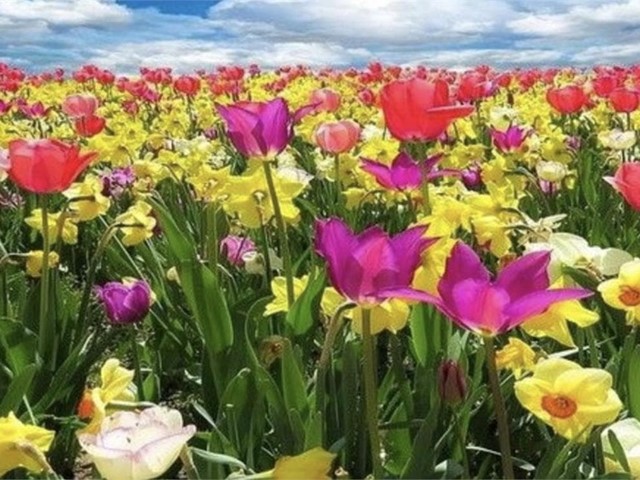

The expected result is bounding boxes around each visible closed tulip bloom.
[216,98,313,160]
[314,218,439,305]
[310,87,341,112]
[78,407,196,480]
[609,87,640,113]
[437,360,467,405]
[95,279,152,325]
[174,75,200,96]
[75,115,106,137]
[435,242,592,336]
[546,85,588,114]
[605,162,640,211]
[62,93,99,118]
[380,77,474,141]
[8,139,97,193]
[314,120,361,154]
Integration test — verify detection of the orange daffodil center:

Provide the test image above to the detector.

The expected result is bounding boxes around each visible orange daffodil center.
[541,395,577,419]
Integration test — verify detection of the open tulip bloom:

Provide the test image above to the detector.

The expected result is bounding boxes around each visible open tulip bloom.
[434,242,592,336]
[314,218,439,306]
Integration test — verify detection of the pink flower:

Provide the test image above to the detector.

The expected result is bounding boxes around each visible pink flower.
[314,120,361,154]
[220,235,257,266]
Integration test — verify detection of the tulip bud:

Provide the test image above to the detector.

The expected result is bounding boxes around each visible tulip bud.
[314,120,361,154]
[437,360,467,406]
[310,88,341,113]
[461,164,483,190]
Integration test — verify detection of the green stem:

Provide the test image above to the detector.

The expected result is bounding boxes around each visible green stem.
[316,301,356,444]
[262,162,294,307]
[421,180,431,216]
[334,153,341,211]
[205,203,219,277]
[37,195,52,362]
[362,308,383,478]
[454,411,471,480]
[483,336,514,480]
[131,328,145,401]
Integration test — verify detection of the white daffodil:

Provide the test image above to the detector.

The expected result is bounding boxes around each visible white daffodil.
[525,232,633,282]
[78,407,196,480]
[602,418,640,477]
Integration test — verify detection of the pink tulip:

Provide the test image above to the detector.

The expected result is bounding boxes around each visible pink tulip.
[310,88,341,113]
[62,94,99,118]
[314,120,361,154]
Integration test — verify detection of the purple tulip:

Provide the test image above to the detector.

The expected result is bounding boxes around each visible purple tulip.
[490,125,529,153]
[435,242,591,336]
[360,152,458,192]
[95,279,152,325]
[101,166,135,198]
[215,98,315,160]
[314,218,439,305]
[461,163,484,190]
[220,235,257,266]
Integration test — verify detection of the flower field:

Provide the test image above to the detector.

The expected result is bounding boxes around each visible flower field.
[1,62,640,479]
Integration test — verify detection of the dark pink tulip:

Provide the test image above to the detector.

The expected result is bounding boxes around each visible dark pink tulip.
[314,218,439,306]
[490,125,530,153]
[62,94,99,118]
[435,242,591,336]
[220,235,257,266]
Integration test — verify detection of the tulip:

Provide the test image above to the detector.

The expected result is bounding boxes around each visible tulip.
[437,360,467,405]
[8,139,97,193]
[380,78,474,141]
[314,120,361,154]
[461,163,483,190]
[62,93,99,118]
[216,98,313,160]
[74,115,106,137]
[310,87,341,112]
[490,125,529,153]
[174,75,201,97]
[609,87,640,113]
[435,242,591,336]
[95,279,152,325]
[78,407,196,480]
[0,148,9,182]
[361,152,457,192]
[546,85,587,114]
[605,162,640,211]
[220,234,257,266]
[314,218,439,306]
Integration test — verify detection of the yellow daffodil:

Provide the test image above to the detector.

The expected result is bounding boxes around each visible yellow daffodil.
[264,276,309,316]
[495,337,537,378]
[63,175,111,221]
[599,260,640,325]
[25,209,78,244]
[0,412,55,477]
[246,447,336,479]
[514,358,622,442]
[25,250,60,278]
[115,201,157,246]
[78,358,136,434]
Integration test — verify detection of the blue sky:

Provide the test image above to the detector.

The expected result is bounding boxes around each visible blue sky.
[0,0,639,73]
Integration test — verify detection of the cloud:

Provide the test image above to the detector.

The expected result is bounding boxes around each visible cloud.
[0,0,639,72]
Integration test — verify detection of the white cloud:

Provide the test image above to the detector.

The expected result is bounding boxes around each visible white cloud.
[86,39,371,73]
[0,0,131,27]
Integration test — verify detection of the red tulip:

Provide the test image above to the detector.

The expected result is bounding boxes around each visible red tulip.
[609,87,640,113]
[62,94,99,118]
[74,115,106,137]
[380,78,474,142]
[605,162,640,211]
[174,75,201,97]
[546,85,588,114]
[309,88,341,113]
[8,139,97,193]
[314,120,361,154]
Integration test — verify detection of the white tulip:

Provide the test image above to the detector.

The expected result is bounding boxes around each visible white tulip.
[78,407,196,480]
[0,149,9,182]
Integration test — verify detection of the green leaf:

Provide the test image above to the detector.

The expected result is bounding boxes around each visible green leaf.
[280,339,308,418]
[0,363,37,416]
[608,430,631,473]
[285,269,326,335]
[627,345,640,421]
[191,448,248,471]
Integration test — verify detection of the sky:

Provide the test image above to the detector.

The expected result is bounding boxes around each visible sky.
[0,0,639,73]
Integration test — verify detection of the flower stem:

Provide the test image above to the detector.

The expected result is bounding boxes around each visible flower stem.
[262,162,294,307]
[362,308,383,478]
[37,195,52,362]
[131,328,145,401]
[483,336,515,479]
[316,301,356,444]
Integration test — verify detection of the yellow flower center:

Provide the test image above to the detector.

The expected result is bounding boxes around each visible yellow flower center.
[619,286,640,306]
[541,394,577,419]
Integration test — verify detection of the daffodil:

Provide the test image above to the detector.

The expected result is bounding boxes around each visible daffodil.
[0,412,55,477]
[115,201,157,246]
[78,358,136,434]
[495,337,537,378]
[25,250,60,278]
[25,208,78,244]
[514,358,622,442]
[599,260,640,325]
[246,447,336,479]
[63,175,111,221]
[264,276,309,316]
